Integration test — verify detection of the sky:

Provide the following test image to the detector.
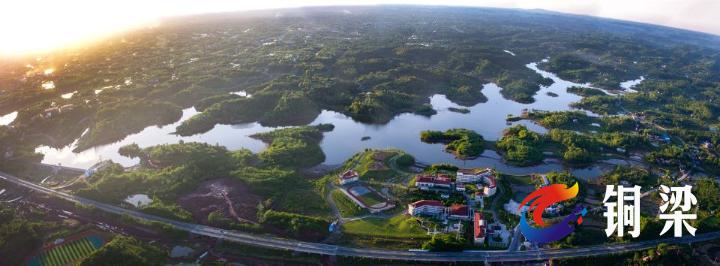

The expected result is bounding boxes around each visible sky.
[1,0,719,56]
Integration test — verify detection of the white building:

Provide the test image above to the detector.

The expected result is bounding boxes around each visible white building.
[407,200,445,216]
[415,174,452,190]
[456,168,492,184]
[457,168,497,197]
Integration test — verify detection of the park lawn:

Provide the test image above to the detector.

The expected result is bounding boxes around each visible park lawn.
[346,149,405,181]
[342,214,428,238]
[331,189,367,217]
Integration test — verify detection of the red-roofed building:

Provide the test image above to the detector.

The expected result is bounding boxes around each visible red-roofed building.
[474,212,486,245]
[338,170,359,185]
[448,204,471,220]
[415,174,452,190]
[407,200,445,216]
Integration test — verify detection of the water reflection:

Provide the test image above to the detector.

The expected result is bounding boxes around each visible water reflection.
[37,108,277,168]
[37,62,644,179]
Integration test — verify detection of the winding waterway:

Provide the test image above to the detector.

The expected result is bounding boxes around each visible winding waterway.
[36,62,645,179]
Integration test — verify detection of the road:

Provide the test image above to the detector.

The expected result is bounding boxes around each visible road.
[2,170,719,262]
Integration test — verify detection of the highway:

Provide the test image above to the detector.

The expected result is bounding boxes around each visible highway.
[2,170,719,262]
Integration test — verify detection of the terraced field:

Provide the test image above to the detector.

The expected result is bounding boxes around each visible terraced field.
[28,235,104,266]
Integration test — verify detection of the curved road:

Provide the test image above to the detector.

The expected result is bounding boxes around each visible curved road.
[1,170,718,262]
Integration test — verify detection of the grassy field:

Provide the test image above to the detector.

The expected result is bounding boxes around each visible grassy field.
[343,214,427,238]
[29,236,104,266]
[504,174,535,186]
[331,189,367,217]
[357,191,386,207]
[345,149,408,181]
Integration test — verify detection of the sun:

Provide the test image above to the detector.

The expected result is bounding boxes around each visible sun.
[0,1,159,56]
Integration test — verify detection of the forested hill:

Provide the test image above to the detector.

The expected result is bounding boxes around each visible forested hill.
[0,6,718,151]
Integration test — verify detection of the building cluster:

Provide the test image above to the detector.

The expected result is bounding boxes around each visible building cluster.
[472,212,510,247]
[408,168,505,246]
[407,200,471,220]
[456,168,497,196]
[414,168,496,197]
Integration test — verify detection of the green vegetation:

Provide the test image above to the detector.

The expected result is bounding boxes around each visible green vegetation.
[0,205,45,265]
[414,104,438,117]
[420,129,485,159]
[77,143,236,202]
[251,124,333,168]
[139,200,193,221]
[76,100,181,151]
[1,6,720,263]
[496,125,544,165]
[77,125,333,239]
[342,215,427,238]
[542,53,638,89]
[602,166,658,187]
[566,86,606,97]
[554,244,696,265]
[79,236,166,266]
[341,149,413,181]
[34,236,103,266]
[260,210,329,241]
[421,234,465,251]
[695,178,720,232]
[331,190,367,217]
[528,110,593,130]
[448,107,471,114]
[207,210,263,232]
[426,163,460,173]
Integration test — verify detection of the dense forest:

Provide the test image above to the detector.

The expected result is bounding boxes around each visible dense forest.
[1,6,718,153]
[1,5,720,263]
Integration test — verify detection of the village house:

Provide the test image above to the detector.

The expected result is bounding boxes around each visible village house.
[407,200,445,217]
[473,212,486,245]
[448,204,471,220]
[338,170,360,185]
[414,174,452,190]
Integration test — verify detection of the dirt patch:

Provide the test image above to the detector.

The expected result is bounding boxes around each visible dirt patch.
[372,151,393,161]
[178,178,261,223]
[369,161,388,171]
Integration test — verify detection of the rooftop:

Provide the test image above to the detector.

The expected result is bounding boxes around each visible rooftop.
[449,204,469,216]
[340,170,359,180]
[415,174,452,185]
[474,212,485,238]
[457,168,491,175]
[409,199,444,208]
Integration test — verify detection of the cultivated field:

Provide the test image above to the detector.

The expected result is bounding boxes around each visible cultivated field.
[28,235,104,266]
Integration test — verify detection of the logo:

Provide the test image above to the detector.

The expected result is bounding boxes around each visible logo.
[517,182,587,244]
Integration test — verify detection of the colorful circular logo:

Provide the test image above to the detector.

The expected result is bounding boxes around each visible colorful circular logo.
[517,182,587,244]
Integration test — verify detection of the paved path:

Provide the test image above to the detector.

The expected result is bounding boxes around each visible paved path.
[2,170,719,262]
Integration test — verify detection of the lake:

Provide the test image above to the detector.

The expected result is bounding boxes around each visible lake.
[36,61,644,179]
